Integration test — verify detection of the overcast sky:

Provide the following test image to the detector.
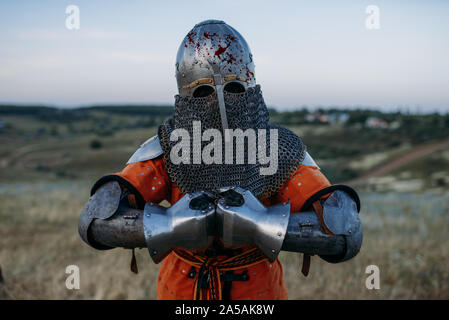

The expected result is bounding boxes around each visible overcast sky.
[0,0,448,112]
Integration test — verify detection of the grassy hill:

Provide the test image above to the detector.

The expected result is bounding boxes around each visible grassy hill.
[0,104,448,300]
[1,104,448,189]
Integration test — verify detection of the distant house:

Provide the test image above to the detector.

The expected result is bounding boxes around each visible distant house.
[305,113,329,123]
[305,112,349,125]
[327,113,349,124]
[365,117,388,129]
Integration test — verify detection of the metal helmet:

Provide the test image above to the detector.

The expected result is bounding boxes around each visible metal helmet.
[175,19,256,129]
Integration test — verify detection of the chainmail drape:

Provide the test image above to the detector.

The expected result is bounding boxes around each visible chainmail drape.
[159,85,306,199]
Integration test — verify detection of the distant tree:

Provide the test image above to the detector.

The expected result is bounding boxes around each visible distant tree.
[90,139,102,149]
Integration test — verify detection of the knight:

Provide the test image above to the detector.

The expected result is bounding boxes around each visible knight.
[78,20,362,300]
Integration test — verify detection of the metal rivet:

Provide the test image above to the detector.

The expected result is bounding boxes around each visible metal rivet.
[146,213,150,217]
[297,182,302,186]
[152,187,155,190]
[182,269,186,273]
[152,250,158,255]
[271,249,275,253]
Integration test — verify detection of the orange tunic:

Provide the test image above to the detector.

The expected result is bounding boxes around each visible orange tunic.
[102,157,331,300]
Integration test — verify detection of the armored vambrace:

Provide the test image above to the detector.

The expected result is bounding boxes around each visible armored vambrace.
[79,182,362,264]
[78,181,215,263]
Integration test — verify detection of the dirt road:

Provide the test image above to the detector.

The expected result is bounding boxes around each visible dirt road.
[344,139,449,185]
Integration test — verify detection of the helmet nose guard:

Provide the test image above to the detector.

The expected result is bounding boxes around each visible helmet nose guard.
[175,20,256,130]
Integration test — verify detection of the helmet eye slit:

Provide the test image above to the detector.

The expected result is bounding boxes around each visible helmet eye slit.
[193,85,215,98]
[224,82,245,93]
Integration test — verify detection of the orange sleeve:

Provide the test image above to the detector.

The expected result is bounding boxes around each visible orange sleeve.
[115,158,171,204]
[275,165,331,212]
[91,157,171,207]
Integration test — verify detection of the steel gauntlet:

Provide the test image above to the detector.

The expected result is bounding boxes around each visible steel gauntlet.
[216,187,291,262]
[143,192,215,263]
[215,187,362,263]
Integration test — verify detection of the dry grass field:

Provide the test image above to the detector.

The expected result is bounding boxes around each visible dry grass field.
[0,180,448,299]
[0,114,448,300]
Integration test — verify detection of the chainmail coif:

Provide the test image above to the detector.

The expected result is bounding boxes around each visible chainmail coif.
[159,85,306,199]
